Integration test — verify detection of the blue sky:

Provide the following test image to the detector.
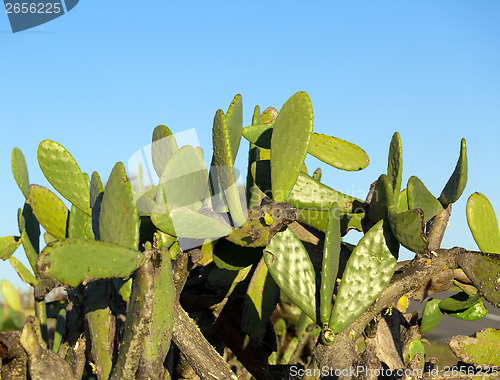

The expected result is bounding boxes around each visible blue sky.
[1,1,499,291]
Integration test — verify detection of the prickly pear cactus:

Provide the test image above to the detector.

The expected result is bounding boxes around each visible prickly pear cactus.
[448,328,500,367]
[329,219,399,333]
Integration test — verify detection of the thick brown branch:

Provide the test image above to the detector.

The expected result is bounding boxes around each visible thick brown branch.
[172,300,238,380]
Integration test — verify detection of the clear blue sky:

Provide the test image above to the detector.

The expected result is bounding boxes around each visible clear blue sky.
[1,1,499,291]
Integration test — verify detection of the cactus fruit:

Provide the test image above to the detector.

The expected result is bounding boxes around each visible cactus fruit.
[448,328,500,367]
[28,185,68,240]
[271,91,313,202]
[420,299,443,334]
[0,236,21,260]
[439,138,467,205]
[99,162,139,249]
[320,203,341,325]
[264,227,317,322]
[329,219,399,334]
[288,172,363,212]
[407,176,443,223]
[37,140,91,216]
[466,192,500,254]
[36,239,146,287]
[151,125,179,177]
[11,147,30,199]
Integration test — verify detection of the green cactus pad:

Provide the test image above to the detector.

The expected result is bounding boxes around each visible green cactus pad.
[439,292,482,312]
[20,203,40,272]
[111,259,155,379]
[245,106,266,209]
[271,91,313,202]
[387,132,402,197]
[250,160,272,197]
[136,185,157,216]
[439,138,467,205]
[28,185,68,240]
[1,279,21,312]
[457,251,500,308]
[466,192,500,254]
[396,189,409,212]
[0,236,21,260]
[68,204,92,239]
[368,174,393,223]
[407,176,443,223]
[261,107,278,123]
[99,162,139,249]
[447,301,488,321]
[312,168,322,181]
[11,147,30,198]
[156,145,209,211]
[139,251,175,375]
[264,227,317,322]
[408,339,425,363]
[151,125,179,177]
[226,94,244,160]
[297,209,363,235]
[420,299,443,334]
[388,207,428,254]
[242,123,273,149]
[9,256,38,286]
[225,201,296,247]
[320,204,341,325]
[309,134,369,171]
[288,172,363,213]
[85,280,114,379]
[151,203,233,239]
[213,239,262,271]
[210,108,246,225]
[36,238,146,287]
[329,219,399,334]
[90,171,104,208]
[37,140,91,216]
[241,257,279,341]
[448,328,500,367]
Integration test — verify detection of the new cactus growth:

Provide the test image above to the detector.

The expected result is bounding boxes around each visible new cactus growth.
[0,91,498,379]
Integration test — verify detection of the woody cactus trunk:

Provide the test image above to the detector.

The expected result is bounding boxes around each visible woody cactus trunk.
[1,92,499,379]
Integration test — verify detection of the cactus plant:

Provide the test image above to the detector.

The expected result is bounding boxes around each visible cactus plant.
[0,91,499,380]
